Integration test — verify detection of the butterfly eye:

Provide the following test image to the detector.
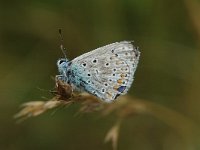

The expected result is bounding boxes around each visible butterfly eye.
[59,60,66,64]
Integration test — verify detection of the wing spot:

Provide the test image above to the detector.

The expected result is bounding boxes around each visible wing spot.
[121,74,125,78]
[110,56,115,60]
[92,91,97,96]
[82,63,87,67]
[92,59,97,63]
[88,74,91,76]
[114,94,120,99]
[121,67,128,71]
[117,86,126,93]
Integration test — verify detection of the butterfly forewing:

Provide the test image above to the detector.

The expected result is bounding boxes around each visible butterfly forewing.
[69,41,140,102]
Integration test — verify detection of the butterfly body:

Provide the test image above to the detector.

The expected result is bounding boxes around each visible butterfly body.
[56,41,140,102]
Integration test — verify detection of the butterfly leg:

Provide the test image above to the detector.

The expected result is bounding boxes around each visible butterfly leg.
[55,75,67,85]
[55,75,73,89]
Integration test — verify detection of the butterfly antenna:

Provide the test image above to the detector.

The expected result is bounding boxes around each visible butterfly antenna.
[58,28,67,59]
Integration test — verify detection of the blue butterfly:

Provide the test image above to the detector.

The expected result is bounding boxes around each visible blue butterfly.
[56,41,140,102]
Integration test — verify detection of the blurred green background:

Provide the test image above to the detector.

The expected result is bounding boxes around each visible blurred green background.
[1,0,200,149]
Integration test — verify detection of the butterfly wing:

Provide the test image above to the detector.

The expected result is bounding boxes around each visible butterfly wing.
[69,41,140,102]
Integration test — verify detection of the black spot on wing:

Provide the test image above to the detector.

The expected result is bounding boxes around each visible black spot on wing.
[114,93,120,99]
[114,86,127,100]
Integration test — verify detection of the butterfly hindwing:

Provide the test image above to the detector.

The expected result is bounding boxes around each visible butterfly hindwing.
[69,41,140,102]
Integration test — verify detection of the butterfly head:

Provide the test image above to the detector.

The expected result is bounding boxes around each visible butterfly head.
[57,58,70,75]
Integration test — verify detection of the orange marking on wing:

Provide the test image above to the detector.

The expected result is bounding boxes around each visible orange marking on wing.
[106,92,113,99]
[113,85,119,90]
[120,74,126,78]
[117,79,123,84]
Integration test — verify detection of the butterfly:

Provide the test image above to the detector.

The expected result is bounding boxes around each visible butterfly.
[56,41,140,103]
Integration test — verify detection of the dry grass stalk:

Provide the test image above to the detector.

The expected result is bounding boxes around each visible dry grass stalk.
[105,119,122,150]
[14,80,198,150]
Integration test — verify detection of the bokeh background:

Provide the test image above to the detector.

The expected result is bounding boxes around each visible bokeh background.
[1,0,200,150]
